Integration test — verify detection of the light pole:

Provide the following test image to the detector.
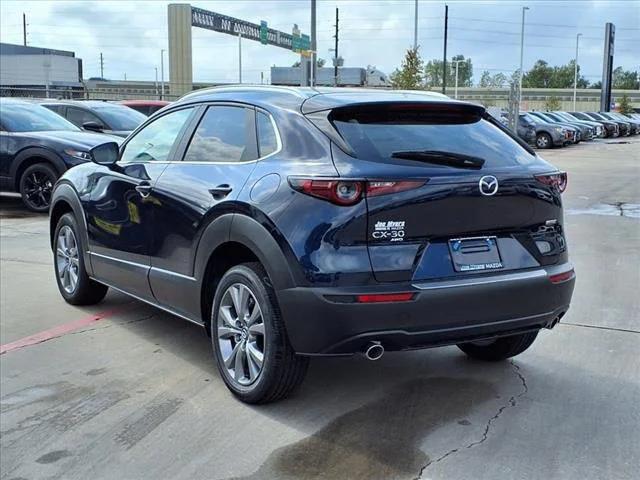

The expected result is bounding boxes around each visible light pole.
[414,0,418,50]
[154,67,159,99]
[518,6,529,105]
[160,49,165,100]
[453,60,464,99]
[238,33,242,84]
[573,33,582,111]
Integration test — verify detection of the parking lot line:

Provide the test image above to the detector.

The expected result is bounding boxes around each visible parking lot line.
[0,308,124,355]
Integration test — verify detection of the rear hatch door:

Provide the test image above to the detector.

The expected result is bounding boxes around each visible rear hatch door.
[325,101,566,282]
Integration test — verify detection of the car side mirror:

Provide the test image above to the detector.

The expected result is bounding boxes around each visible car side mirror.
[83,121,104,132]
[90,142,120,166]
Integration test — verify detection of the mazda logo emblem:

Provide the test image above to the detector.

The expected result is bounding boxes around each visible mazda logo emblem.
[479,175,499,196]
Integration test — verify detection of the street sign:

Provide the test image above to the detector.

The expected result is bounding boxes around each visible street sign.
[191,7,309,52]
[260,21,268,45]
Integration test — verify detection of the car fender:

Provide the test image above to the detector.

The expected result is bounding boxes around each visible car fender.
[229,213,297,291]
[49,182,93,276]
[11,147,67,185]
[193,212,298,293]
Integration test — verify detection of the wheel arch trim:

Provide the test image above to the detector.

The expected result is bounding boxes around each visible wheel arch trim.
[49,182,93,276]
[11,147,66,190]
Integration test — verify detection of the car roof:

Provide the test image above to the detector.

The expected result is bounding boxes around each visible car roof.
[119,100,170,106]
[30,99,123,109]
[175,85,480,114]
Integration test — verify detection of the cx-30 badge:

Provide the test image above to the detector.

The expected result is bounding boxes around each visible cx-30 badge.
[479,175,499,196]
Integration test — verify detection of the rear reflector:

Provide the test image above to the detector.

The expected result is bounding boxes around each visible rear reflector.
[549,268,575,284]
[356,293,415,303]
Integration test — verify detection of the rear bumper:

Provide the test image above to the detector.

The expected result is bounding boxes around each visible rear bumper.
[278,264,575,355]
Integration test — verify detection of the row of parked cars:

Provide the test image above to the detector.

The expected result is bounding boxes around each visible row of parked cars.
[514,110,640,149]
[0,99,169,211]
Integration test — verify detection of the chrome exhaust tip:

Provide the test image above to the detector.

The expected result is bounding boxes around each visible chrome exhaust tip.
[364,342,384,361]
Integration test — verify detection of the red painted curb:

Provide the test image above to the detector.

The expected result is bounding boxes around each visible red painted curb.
[0,308,122,355]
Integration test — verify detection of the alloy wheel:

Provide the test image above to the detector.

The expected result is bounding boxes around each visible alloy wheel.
[536,135,549,148]
[23,170,54,210]
[56,225,80,294]
[217,283,266,386]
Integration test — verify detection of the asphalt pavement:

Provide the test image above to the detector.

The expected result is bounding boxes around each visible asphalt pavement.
[1,137,638,480]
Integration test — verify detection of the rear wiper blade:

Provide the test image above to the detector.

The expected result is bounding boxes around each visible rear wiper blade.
[390,150,485,169]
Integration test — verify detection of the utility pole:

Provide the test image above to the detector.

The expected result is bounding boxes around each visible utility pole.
[518,6,529,105]
[160,49,165,100]
[413,0,418,50]
[442,5,448,95]
[22,13,27,46]
[238,34,242,83]
[573,33,582,111]
[99,52,104,79]
[453,59,464,99]
[334,7,339,87]
[311,0,317,87]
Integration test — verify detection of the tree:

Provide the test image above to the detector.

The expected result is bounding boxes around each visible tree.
[390,47,424,90]
[479,70,507,88]
[544,96,562,111]
[424,55,473,88]
[522,59,588,88]
[618,94,633,114]
[612,67,639,89]
[291,58,326,68]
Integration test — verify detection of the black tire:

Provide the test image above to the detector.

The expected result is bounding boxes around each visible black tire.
[19,163,58,212]
[211,262,309,404]
[457,331,539,361]
[53,213,109,305]
[535,132,552,149]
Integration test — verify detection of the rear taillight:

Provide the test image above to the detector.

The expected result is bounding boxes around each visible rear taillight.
[288,179,363,205]
[535,171,567,193]
[366,180,427,197]
[289,178,426,205]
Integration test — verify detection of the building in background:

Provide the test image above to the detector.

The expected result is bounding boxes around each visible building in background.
[0,43,84,98]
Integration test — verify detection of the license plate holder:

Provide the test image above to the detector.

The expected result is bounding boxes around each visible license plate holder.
[448,236,503,273]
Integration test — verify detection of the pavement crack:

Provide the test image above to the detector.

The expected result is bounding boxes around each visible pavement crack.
[414,360,528,479]
[1,257,51,266]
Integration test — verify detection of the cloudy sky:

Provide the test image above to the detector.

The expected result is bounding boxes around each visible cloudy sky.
[0,0,638,85]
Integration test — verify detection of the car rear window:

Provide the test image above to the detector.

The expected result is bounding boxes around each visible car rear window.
[330,104,537,168]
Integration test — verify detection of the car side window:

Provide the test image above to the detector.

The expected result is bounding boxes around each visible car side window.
[183,106,257,163]
[120,108,194,163]
[256,111,278,157]
[67,107,104,128]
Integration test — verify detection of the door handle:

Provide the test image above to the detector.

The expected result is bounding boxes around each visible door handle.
[209,184,233,199]
[135,182,152,198]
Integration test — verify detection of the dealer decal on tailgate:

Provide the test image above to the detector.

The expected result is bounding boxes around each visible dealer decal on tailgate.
[373,221,406,242]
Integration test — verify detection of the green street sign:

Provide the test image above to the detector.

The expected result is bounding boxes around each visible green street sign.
[260,20,268,45]
[300,34,310,51]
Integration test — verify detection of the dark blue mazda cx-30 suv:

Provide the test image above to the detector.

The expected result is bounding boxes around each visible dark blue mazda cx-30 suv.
[49,86,576,403]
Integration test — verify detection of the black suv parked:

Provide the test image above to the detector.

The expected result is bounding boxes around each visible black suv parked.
[38,100,146,137]
[0,98,122,211]
[49,87,576,403]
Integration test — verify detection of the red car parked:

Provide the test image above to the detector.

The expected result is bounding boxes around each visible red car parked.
[118,100,170,116]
